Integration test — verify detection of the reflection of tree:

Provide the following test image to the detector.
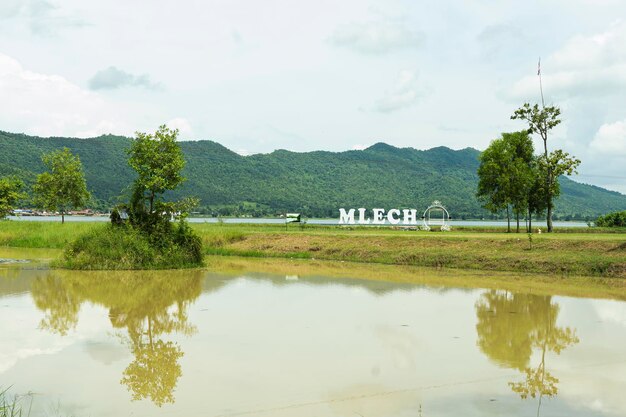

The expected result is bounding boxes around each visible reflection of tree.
[121,339,183,406]
[31,274,81,335]
[475,290,579,414]
[31,270,204,406]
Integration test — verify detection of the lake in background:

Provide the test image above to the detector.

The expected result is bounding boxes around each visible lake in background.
[0,252,624,417]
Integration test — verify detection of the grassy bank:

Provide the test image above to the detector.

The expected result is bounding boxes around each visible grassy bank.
[1,221,625,277]
[194,223,626,278]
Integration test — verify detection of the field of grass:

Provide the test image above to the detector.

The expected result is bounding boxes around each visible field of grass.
[1,221,625,277]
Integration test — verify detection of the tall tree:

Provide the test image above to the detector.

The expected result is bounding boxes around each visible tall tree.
[128,125,185,214]
[477,137,511,230]
[33,148,90,223]
[503,132,535,233]
[0,176,25,218]
[477,131,535,232]
[511,104,580,232]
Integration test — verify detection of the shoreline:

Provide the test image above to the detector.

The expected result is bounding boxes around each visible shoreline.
[1,248,624,302]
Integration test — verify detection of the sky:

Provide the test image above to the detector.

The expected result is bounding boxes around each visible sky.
[0,0,625,192]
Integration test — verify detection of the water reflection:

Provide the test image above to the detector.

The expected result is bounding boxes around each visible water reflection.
[30,270,205,406]
[475,290,579,414]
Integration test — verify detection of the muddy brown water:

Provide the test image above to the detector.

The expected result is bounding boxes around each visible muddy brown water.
[0,249,625,417]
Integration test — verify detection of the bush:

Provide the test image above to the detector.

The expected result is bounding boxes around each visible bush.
[595,210,626,228]
[59,219,203,270]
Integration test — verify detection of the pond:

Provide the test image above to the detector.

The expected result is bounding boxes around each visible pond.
[0,253,625,417]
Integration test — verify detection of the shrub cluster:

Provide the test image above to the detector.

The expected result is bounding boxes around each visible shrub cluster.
[595,210,626,228]
[61,219,202,270]
[60,184,203,270]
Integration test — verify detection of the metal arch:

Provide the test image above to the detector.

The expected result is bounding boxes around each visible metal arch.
[421,200,451,231]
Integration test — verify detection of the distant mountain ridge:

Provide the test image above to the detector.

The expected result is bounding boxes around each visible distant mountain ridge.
[1,130,625,219]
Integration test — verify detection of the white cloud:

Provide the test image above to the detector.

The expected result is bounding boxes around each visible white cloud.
[374,70,422,113]
[166,117,193,137]
[589,120,626,155]
[0,52,131,138]
[330,20,423,54]
[507,21,626,101]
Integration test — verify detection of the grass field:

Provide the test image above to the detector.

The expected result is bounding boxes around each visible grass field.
[1,221,625,278]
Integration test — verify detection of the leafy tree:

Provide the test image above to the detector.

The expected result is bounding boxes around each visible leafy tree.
[595,210,626,227]
[0,176,25,218]
[128,125,185,214]
[477,137,511,229]
[511,103,580,232]
[477,132,535,232]
[33,148,90,223]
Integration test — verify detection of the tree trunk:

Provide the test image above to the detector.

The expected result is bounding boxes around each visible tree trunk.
[506,206,511,233]
[516,211,520,233]
[546,196,553,233]
[61,211,65,224]
[543,135,553,233]
[149,192,155,214]
[528,206,532,233]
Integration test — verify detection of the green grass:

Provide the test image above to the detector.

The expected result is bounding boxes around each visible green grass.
[0,387,31,417]
[57,223,203,270]
[1,221,625,277]
[192,223,626,278]
[0,221,101,248]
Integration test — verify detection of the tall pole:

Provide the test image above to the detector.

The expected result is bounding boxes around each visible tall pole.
[538,57,553,232]
[538,57,545,108]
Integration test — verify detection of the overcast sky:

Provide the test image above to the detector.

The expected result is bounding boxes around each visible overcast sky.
[1,0,625,192]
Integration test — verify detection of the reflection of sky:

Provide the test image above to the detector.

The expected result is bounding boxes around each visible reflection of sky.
[0,270,624,417]
[549,296,626,416]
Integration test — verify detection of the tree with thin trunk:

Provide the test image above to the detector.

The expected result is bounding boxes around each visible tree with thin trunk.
[127,125,185,215]
[477,131,535,233]
[33,148,90,224]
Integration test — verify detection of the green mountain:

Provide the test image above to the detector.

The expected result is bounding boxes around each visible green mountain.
[1,130,624,220]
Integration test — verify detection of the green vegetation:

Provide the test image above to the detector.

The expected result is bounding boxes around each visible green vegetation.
[60,223,202,270]
[511,103,581,232]
[0,130,623,219]
[3,221,623,277]
[0,221,98,248]
[57,126,202,270]
[0,387,31,417]
[0,177,24,218]
[478,131,541,232]
[33,148,90,223]
[201,227,626,278]
[596,210,626,228]
[127,125,186,214]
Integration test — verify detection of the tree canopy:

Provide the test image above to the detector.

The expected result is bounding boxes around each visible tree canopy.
[0,176,24,218]
[128,125,185,213]
[511,103,580,232]
[33,147,90,223]
[477,131,538,232]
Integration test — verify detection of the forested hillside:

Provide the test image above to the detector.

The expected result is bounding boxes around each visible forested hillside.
[1,130,625,219]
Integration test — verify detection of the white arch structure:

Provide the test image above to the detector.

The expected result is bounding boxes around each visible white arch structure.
[421,200,451,231]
